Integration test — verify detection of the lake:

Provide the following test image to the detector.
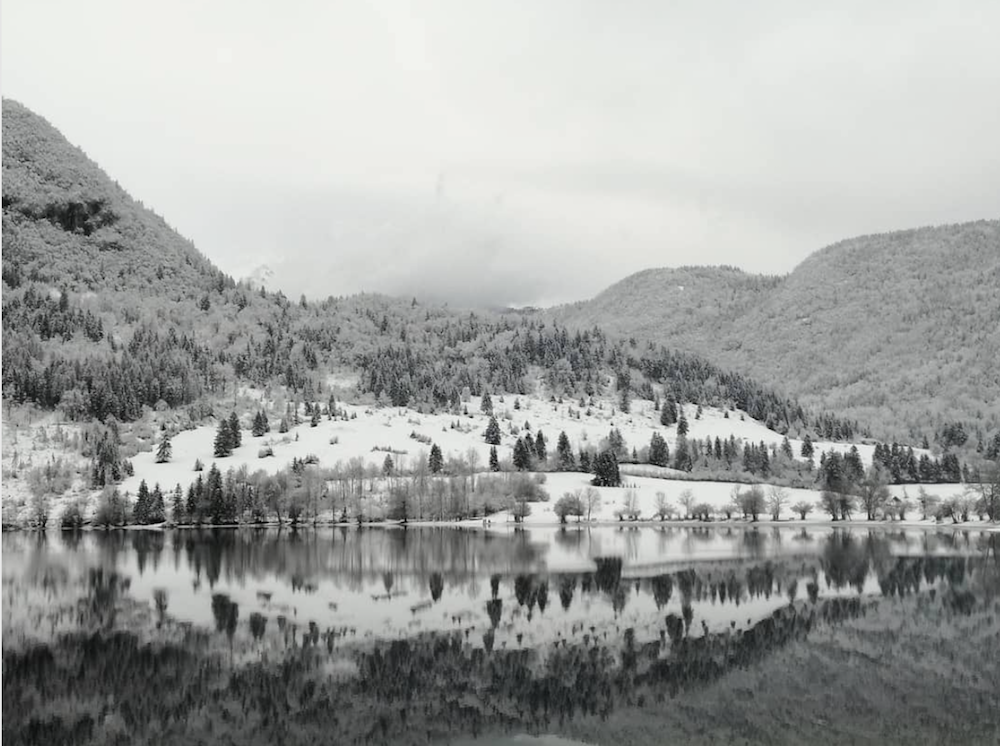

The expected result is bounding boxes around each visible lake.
[3,525,999,745]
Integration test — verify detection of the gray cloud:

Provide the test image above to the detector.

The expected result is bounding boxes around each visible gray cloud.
[4,0,999,307]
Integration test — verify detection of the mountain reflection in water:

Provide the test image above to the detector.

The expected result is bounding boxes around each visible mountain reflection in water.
[2,526,997,745]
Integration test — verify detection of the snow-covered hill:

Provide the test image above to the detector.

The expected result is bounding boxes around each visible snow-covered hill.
[4,392,972,528]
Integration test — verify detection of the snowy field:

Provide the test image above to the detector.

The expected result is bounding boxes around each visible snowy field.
[0,393,980,528]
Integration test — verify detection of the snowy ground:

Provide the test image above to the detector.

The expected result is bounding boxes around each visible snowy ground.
[0,393,981,528]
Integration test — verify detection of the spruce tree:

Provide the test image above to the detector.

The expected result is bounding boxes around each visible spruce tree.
[208,463,225,524]
[673,436,692,471]
[649,432,669,467]
[134,480,151,524]
[489,446,500,472]
[150,484,166,523]
[676,414,689,437]
[310,409,320,427]
[534,431,547,463]
[513,439,531,471]
[383,454,394,476]
[579,449,592,473]
[556,431,575,471]
[214,419,233,458]
[480,392,493,415]
[186,484,198,523]
[155,432,172,463]
[591,451,621,487]
[781,436,793,459]
[485,416,501,445]
[171,485,185,524]
[429,444,444,474]
[800,435,814,459]
[228,412,242,449]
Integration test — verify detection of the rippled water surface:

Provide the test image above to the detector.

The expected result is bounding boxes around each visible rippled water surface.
[3,525,999,745]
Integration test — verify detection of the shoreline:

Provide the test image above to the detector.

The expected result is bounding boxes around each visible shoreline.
[6,516,998,533]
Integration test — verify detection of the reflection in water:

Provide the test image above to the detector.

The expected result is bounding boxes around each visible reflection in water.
[2,527,997,745]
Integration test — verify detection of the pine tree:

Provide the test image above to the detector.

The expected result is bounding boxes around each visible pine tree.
[252,411,269,437]
[171,485,185,524]
[579,449,592,473]
[676,414,689,437]
[673,436,692,471]
[513,439,531,471]
[207,463,225,524]
[429,444,444,474]
[556,431,575,471]
[150,484,166,523]
[186,483,198,523]
[134,480,151,524]
[781,436,793,459]
[591,451,621,487]
[489,446,500,472]
[278,417,289,434]
[534,430,547,463]
[659,401,674,426]
[480,392,493,415]
[214,419,233,458]
[228,412,242,449]
[383,454,394,476]
[800,435,814,459]
[649,432,669,467]
[155,432,172,463]
[485,416,501,445]
[310,409,320,427]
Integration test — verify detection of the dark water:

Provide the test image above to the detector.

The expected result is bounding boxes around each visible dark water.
[3,525,998,745]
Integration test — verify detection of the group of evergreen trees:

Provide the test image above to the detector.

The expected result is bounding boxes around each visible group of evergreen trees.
[213,413,242,457]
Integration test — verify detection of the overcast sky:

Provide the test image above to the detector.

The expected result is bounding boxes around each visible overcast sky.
[4,0,999,307]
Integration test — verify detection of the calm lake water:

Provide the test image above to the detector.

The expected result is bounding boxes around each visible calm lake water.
[3,525,999,745]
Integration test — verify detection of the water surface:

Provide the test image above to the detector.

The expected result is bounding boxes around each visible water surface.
[3,525,998,745]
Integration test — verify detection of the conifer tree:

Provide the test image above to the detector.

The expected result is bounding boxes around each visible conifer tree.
[134,480,151,524]
[310,409,320,427]
[186,483,198,523]
[383,454,394,476]
[480,392,493,415]
[155,432,172,463]
[513,439,531,471]
[556,431,575,471]
[214,419,233,458]
[485,416,501,445]
[207,463,226,524]
[649,432,669,467]
[252,411,269,437]
[171,485,185,524]
[673,436,692,471]
[534,430,547,463]
[429,444,444,474]
[781,436,793,459]
[579,449,592,473]
[150,483,166,523]
[801,435,814,459]
[591,451,621,487]
[228,412,242,449]
[677,413,689,437]
[489,446,500,472]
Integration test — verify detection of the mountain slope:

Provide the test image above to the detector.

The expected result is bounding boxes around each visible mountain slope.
[2,99,859,447]
[550,222,1000,444]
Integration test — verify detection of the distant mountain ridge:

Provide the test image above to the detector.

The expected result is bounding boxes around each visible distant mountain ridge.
[3,98,862,450]
[549,221,1000,445]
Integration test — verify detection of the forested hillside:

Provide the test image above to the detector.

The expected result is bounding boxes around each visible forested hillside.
[550,222,1000,448]
[1,99,856,443]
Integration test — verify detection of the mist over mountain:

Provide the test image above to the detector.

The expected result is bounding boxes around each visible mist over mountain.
[4,99,855,447]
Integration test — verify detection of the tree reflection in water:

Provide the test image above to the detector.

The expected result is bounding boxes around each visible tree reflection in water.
[1,529,996,745]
